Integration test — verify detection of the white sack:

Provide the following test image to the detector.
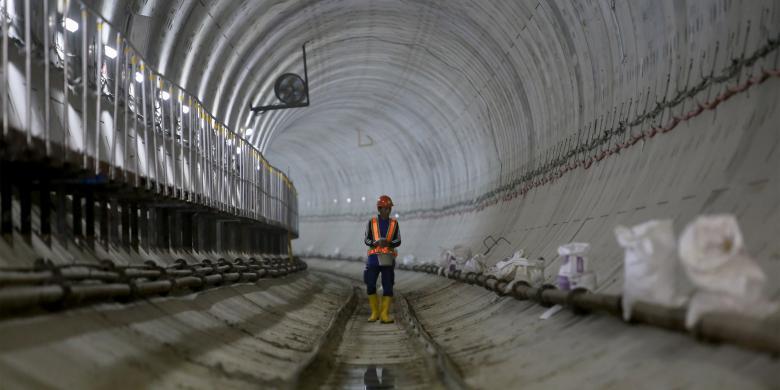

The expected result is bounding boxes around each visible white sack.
[679,214,777,328]
[485,251,545,294]
[462,254,487,274]
[439,246,471,275]
[615,219,686,321]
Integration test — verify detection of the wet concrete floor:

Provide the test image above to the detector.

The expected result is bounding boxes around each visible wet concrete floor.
[317,294,443,389]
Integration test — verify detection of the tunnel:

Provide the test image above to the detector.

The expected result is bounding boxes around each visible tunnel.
[0,0,779,388]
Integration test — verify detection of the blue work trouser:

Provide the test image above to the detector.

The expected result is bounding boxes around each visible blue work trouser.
[364,264,394,296]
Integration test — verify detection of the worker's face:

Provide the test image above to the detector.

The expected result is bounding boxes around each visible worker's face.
[378,207,391,218]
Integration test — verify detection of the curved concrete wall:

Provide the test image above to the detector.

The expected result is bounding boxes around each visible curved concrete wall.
[87,0,780,293]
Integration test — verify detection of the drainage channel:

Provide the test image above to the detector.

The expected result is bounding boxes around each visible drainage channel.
[297,272,460,389]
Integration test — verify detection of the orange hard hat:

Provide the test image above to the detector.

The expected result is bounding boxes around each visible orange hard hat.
[377,195,393,208]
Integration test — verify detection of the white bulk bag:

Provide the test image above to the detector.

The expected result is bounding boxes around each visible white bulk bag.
[401,254,417,267]
[679,214,778,328]
[463,254,487,274]
[615,219,686,321]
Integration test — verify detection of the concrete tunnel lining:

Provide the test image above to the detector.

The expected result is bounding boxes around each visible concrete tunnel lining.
[0,0,779,388]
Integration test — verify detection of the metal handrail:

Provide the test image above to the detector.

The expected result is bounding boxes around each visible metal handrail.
[0,0,298,233]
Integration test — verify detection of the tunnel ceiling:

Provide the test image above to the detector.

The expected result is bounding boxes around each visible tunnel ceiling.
[92,0,778,217]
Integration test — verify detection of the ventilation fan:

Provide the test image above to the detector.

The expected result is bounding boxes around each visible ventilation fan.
[250,43,311,114]
[274,73,307,105]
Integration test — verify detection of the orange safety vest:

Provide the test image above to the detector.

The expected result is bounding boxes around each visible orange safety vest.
[367,217,398,257]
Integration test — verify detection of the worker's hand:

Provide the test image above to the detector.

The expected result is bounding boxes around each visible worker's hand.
[376,239,387,247]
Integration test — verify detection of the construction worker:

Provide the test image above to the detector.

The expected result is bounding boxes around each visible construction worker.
[364,195,401,323]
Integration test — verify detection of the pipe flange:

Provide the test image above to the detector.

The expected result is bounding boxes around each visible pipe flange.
[173,258,188,269]
[535,284,557,307]
[566,287,589,315]
[510,280,531,299]
[99,259,116,271]
[495,280,508,296]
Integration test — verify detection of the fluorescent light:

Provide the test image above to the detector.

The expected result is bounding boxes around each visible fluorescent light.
[64,18,79,32]
[161,91,170,101]
[135,72,143,83]
[104,45,117,59]
[182,105,190,114]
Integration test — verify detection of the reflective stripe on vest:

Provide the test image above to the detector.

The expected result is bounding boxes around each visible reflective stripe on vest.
[367,217,398,257]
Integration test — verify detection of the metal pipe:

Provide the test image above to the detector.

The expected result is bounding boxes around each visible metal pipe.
[384,260,780,356]
[0,285,65,314]
[140,62,150,189]
[24,0,31,145]
[94,19,103,174]
[0,257,306,316]
[43,0,51,155]
[80,6,87,168]
[1,0,8,137]
[111,33,120,177]
[62,0,69,161]
[149,75,159,192]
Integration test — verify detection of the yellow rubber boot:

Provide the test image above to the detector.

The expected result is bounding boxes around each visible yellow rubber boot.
[367,294,380,322]
[380,296,394,323]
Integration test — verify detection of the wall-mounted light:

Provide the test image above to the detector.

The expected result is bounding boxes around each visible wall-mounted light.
[346,198,351,203]
[64,18,79,32]
[361,196,366,202]
[135,72,144,83]
[245,128,253,135]
[333,199,338,204]
[236,147,241,154]
[182,105,190,114]
[161,91,170,101]
[394,213,399,218]
[104,45,118,59]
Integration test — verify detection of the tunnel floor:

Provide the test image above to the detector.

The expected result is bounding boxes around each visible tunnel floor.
[316,295,443,389]
[1,260,778,389]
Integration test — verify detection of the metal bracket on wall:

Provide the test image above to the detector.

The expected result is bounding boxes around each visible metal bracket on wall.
[482,235,511,256]
[250,43,311,115]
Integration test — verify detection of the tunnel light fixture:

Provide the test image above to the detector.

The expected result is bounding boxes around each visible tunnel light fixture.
[64,18,79,32]
[245,128,253,136]
[182,105,190,114]
[236,147,241,154]
[161,91,170,101]
[346,198,351,203]
[333,198,338,204]
[394,213,399,218]
[104,45,118,59]
[135,72,144,83]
